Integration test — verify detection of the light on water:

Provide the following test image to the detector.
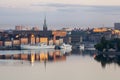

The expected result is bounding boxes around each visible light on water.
[0,49,120,80]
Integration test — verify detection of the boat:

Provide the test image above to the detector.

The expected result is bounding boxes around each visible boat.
[79,44,84,50]
[20,43,55,50]
[60,49,72,54]
[73,43,84,50]
[60,43,72,49]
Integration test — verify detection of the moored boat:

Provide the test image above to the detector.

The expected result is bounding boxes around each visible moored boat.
[20,43,55,50]
[78,44,85,50]
[60,43,72,49]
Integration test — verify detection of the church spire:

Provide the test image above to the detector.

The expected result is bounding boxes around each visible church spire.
[43,16,47,31]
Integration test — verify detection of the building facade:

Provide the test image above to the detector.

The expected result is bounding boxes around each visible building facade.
[114,23,120,30]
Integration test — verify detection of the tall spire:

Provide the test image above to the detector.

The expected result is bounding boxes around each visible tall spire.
[43,16,47,31]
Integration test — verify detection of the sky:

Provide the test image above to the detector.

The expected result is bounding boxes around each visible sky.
[0,0,120,30]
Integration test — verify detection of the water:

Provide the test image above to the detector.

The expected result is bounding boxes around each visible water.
[0,49,120,80]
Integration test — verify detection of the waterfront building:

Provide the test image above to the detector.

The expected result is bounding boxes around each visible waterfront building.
[93,28,108,32]
[0,41,3,46]
[32,26,39,31]
[52,30,67,44]
[71,30,87,44]
[20,38,28,44]
[114,23,120,30]
[13,40,20,46]
[15,26,23,31]
[4,41,12,46]
[9,17,66,46]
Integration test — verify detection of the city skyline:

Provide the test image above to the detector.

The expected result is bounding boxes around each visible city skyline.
[0,0,120,29]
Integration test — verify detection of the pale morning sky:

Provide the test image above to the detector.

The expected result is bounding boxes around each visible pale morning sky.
[0,0,120,29]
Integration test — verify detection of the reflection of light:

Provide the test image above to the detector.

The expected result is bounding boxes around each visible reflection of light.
[0,49,68,65]
[40,53,48,61]
[93,54,96,58]
[31,34,34,37]
[16,35,19,38]
[30,54,35,63]
[31,62,34,66]
[60,49,72,54]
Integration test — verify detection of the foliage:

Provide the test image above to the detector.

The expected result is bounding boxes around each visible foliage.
[95,37,120,52]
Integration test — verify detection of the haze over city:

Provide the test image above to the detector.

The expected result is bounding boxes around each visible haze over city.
[0,0,120,29]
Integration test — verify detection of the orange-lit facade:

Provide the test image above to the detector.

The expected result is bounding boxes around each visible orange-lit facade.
[40,37,48,43]
[4,41,12,46]
[93,28,108,32]
[48,40,53,45]
[13,40,20,46]
[52,30,66,36]
[112,30,120,34]
[52,30,66,44]
[36,37,40,43]
[20,38,28,44]
[55,40,60,45]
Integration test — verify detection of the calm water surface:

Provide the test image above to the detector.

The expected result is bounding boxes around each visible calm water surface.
[0,49,120,80]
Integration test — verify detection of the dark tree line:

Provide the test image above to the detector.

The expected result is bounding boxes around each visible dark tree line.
[95,37,120,52]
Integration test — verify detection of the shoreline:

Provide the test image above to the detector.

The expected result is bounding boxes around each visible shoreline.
[0,46,21,50]
[97,51,120,56]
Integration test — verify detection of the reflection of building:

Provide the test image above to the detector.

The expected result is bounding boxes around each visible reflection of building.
[0,50,67,63]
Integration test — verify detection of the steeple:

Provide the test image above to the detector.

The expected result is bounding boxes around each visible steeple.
[43,16,47,31]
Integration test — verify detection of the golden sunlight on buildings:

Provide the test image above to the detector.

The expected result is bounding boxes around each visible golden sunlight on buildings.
[40,37,48,43]
[112,30,120,34]
[30,37,35,44]
[52,30,66,44]
[93,28,108,32]
[13,40,20,46]
[52,31,66,36]
[20,38,28,44]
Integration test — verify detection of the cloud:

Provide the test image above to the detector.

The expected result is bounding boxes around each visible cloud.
[1,2,120,17]
[31,3,120,13]
[31,3,83,8]
[57,8,77,12]
[1,2,120,29]
[85,6,120,12]
[0,6,43,16]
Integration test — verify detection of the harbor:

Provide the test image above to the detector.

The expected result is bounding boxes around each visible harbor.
[0,1,120,80]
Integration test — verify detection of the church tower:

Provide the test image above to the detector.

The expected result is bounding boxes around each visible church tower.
[43,16,47,31]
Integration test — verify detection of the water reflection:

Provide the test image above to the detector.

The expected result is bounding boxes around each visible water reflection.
[0,49,72,65]
[1,49,120,68]
[71,49,96,56]
[94,53,120,68]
